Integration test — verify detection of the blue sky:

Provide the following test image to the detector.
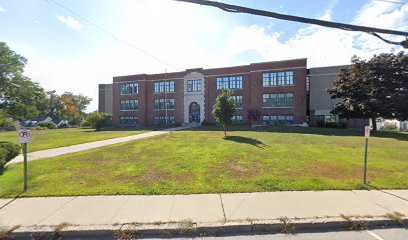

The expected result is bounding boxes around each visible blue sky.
[0,0,407,111]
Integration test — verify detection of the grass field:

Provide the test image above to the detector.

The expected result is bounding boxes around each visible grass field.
[0,126,407,197]
[0,127,152,152]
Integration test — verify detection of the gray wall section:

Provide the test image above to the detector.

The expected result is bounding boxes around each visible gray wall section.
[99,84,113,115]
[309,65,349,114]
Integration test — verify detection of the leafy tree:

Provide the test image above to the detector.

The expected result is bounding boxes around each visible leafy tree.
[246,108,262,126]
[212,89,236,136]
[0,42,46,119]
[60,92,92,124]
[328,52,408,131]
[85,111,111,131]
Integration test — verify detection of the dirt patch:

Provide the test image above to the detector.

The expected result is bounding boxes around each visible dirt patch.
[211,161,264,179]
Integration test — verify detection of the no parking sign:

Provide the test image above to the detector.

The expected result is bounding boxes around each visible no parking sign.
[18,130,31,144]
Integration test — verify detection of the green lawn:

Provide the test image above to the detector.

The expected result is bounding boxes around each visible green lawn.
[0,126,407,197]
[0,127,152,152]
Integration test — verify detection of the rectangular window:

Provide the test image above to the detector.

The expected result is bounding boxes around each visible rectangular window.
[231,115,243,124]
[232,95,243,109]
[120,99,138,110]
[154,81,175,93]
[119,116,138,125]
[154,116,175,125]
[263,71,294,87]
[187,80,202,92]
[263,115,293,125]
[154,98,175,110]
[216,76,243,89]
[120,82,139,95]
[285,71,294,85]
[263,93,293,108]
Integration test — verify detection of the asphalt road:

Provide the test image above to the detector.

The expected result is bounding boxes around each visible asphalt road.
[62,227,408,240]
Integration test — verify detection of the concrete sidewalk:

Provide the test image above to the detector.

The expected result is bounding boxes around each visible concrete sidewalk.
[7,125,192,165]
[1,190,407,229]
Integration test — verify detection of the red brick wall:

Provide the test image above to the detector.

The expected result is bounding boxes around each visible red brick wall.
[111,59,308,126]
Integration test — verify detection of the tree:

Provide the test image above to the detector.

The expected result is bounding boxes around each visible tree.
[212,89,236,136]
[60,92,92,124]
[328,52,408,131]
[246,108,261,126]
[0,42,46,119]
[85,111,111,131]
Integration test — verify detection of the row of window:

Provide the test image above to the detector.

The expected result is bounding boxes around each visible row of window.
[262,115,294,125]
[154,81,175,93]
[263,71,294,87]
[120,71,295,95]
[120,99,138,110]
[187,80,202,92]
[120,83,139,95]
[231,115,243,124]
[154,116,175,125]
[216,76,243,90]
[262,93,294,108]
[154,98,175,110]
[119,116,138,125]
[120,93,293,111]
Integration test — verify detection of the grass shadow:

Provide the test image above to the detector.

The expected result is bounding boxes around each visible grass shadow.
[224,136,268,148]
[184,125,408,142]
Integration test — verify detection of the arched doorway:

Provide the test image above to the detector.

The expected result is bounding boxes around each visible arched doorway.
[189,102,200,123]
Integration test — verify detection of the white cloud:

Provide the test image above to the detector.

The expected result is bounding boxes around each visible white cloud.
[56,15,82,30]
[0,5,5,12]
[224,0,408,67]
[35,20,40,24]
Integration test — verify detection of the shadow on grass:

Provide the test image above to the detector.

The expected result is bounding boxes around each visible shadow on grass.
[224,136,268,148]
[184,125,408,142]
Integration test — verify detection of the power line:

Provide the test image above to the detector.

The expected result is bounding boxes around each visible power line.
[174,0,408,48]
[43,0,182,71]
[373,0,407,5]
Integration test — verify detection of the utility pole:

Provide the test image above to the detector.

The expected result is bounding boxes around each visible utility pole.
[165,69,168,126]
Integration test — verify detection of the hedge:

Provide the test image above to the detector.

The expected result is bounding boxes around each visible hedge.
[0,142,21,170]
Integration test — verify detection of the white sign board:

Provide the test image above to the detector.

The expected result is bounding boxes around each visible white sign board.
[18,130,31,144]
[364,126,371,138]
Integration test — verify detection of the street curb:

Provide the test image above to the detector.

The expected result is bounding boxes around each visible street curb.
[6,217,408,239]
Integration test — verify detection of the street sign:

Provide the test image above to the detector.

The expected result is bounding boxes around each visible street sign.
[364,126,371,138]
[18,130,31,144]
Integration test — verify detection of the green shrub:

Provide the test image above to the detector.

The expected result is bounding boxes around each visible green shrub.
[36,121,57,129]
[0,116,15,131]
[58,122,69,128]
[80,120,91,128]
[33,126,47,130]
[382,122,398,131]
[0,142,20,170]
[84,112,112,131]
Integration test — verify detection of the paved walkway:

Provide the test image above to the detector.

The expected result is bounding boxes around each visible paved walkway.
[8,126,192,165]
[0,190,407,227]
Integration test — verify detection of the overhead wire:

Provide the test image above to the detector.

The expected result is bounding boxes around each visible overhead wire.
[174,0,408,48]
[43,0,182,71]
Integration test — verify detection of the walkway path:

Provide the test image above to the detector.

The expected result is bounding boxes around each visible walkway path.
[0,190,407,228]
[7,125,193,165]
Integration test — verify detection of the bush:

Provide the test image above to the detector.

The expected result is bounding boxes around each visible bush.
[317,121,347,128]
[382,122,398,131]
[33,126,47,130]
[84,112,112,131]
[58,122,69,128]
[36,121,57,129]
[80,120,91,128]
[0,116,15,131]
[0,142,21,170]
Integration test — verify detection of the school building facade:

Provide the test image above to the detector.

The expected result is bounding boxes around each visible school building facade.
[99,58,309,126]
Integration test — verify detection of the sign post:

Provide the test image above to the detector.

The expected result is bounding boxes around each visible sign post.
[18,129,31,191]
[363,126,370,184]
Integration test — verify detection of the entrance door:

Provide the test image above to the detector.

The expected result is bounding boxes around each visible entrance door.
[189,102,200,123]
